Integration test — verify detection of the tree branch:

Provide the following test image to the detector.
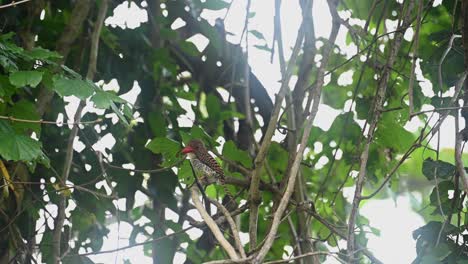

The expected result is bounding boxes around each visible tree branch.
[408,0,423,116]
[253,2,340,263]
[208,198,246,258]
[455,113,468,193]
[247,7,305,250]
[36,0,92,117]
[346,1,415,260]
[0,0,31,9]
[190,187,239,260]
[52,1,108,262]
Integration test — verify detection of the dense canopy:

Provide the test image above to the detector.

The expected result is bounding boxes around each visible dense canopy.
[1,0,468,263]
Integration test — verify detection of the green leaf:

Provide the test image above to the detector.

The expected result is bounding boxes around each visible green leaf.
[146,137,181,166]
[254,44,272,52]
[220,110,245,120]
[179,41,200,56]
[147,137,180,154]
[0,54,18,72]
[202,0,230,10]
[205,185,217,198]
[7,100,41,134]
[422,158,455,180]
[375,115,414,152]
[0,75,16,98]
[91,90,125,109]
[429,180,453,215]
[178,160,193,185]
[0,120,14,134]
[25,47,62,60]
[191,126,217,147]
[249,30,265,40]
[9,71,43,88]
[423,243,451,262]
[206,94,221,121]
[222,140,252,168]
[148,111,167,137]
[53,75,94,99]
[0,124,42,161]
[71,207,96,231]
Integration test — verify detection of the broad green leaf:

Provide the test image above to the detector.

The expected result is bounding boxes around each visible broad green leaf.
[146,137,180,154]
[429,180,453,215]
[322,83,350,109]
[422,158,455,180]
[146,137,181,166]
[206,94,221,121]
[7,100,41,134]
[222,140,252,168]
[178,160,193,184]
[202,0,229,10]
[71,207,96,231]
[375,115,414,152]
[148,111,167,137]
[205,185,217,198]
[0,75,15,98]
[9,71,43,88]
[179,41,200,55]
[91,90,125,109]
[0,54,18,72]
[25,47,62,60]
[0,120,14,134]
[53,75,94,99]
[0,130,42,161]
[423,243,451,262]
[191,126,217,147]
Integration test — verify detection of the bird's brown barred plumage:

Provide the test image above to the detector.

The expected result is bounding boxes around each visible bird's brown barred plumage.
[195,147,225,179]
[184,139,236,210]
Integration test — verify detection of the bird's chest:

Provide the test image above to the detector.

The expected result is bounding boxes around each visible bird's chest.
[189,158,219,186]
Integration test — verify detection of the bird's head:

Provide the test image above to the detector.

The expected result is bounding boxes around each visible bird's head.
[181,139,205,155]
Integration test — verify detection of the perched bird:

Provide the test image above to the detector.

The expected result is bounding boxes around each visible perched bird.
[181,139,236,210]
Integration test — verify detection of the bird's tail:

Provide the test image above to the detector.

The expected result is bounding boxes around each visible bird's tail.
[220,179,237,212]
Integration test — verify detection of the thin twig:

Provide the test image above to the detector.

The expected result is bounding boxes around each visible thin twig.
[438,34,462,94]
[429,72,468,134]
[105,159,183,174]
[264,251,345,264]
[64,227,193,257]
[0,115,102,125]
[0,0,32,9]
[408,0,423,116]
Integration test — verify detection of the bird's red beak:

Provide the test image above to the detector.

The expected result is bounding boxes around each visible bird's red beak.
[181,146,194,154]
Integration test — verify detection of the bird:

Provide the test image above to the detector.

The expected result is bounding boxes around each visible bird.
[181,139,236,211]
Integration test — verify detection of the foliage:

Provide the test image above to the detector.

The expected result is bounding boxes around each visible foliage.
[0,0,468,263]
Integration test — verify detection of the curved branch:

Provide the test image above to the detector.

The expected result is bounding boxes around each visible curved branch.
[190,187,239,260]
[208,198,246,258]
